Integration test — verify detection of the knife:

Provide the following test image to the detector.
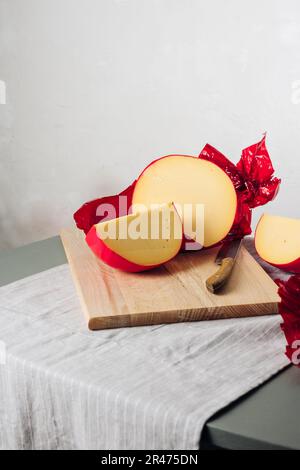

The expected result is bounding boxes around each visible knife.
[206,238,243,294]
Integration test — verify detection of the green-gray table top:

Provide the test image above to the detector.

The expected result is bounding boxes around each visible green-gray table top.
[0,236,299,450]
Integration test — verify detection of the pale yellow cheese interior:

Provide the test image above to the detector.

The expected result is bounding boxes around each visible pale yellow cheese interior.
[255,214,300,264]
[96,202,182,266]
[132,155,237,247]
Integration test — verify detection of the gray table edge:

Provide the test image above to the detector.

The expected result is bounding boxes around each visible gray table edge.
[0,236,299,450]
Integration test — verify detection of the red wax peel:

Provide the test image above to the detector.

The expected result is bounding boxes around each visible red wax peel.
[198,135,280,241]
[236,135,281,208]
[277,275,300,366]
[74,182,136,235]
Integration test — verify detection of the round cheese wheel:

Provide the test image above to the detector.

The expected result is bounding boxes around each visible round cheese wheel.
[132,155,237,248]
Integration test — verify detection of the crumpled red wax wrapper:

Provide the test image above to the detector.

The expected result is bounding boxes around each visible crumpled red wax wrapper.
[198,143,252,240]
[276,276,300,367]
[73,182,136,234]
[74,135,281,243]
[198,134,280,241]
[236,134,281,208]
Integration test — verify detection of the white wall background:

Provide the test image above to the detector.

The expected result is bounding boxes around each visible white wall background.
[0,0,300,249]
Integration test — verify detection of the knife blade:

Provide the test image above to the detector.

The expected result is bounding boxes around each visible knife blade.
[206,238,243,294]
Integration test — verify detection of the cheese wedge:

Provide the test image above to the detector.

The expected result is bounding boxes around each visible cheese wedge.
[132,155,237,248]
[255,214,300,273]
[86,202,183,272]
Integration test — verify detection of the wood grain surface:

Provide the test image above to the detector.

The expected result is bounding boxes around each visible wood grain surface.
[60,228,280,330]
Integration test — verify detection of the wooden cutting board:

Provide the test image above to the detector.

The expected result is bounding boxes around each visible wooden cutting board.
[60,228,280,330]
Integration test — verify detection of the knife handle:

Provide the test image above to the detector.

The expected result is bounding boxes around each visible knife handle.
[206,257,235,294]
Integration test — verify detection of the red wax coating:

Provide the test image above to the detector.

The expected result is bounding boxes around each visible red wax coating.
[277,275,300,366]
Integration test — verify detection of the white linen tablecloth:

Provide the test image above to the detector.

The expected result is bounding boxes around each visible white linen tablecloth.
[0,239,289,450]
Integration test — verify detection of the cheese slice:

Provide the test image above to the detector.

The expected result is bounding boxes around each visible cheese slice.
[255,214,300,265]
[132,155,237,247]
[96,202,182,266]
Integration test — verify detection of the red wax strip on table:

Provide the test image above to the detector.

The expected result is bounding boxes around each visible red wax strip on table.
[277,275,300,366]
